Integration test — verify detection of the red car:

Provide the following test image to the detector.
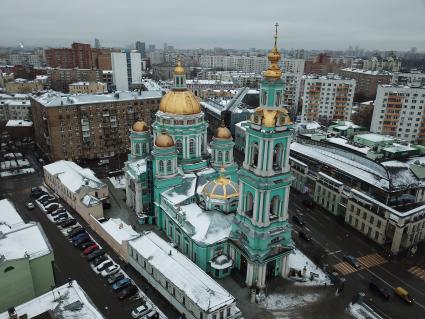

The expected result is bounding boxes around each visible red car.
[83,244,99,256]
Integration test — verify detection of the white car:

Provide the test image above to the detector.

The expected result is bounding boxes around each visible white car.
[131,304,152,318]
[26,202,35,209]
[101,264,120,277]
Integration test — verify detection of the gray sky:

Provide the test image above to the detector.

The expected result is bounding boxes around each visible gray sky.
[1,0,425,51]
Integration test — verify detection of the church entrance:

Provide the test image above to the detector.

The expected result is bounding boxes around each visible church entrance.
[240,254,248,277]
[266,259,276,279]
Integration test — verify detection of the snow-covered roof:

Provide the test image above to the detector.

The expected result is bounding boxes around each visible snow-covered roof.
[180,203,234,245]
[33,90,162,107]
[0,221,51,262]
[129,232,235,312]
[0,199,24,232]
[340,68,392,76]
[200,101,223,115]
[186,80,234,85]
[163,173,197,205]
[96,218,139,245]
[141,78,163,91]
[127,158,147,178]
[6,120,33,127]
[0,99,30,106]
[326,137,369,154]
[44,160,105,194]
[0,281,104,319]
[295,121,321,131]
[355,133,394,143]
[81,195,101,207]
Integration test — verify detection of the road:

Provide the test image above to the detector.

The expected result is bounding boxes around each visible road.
[289,190,425,319]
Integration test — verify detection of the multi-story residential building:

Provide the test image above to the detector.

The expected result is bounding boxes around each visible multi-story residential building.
[45,43,93,69]
[47,68,103,93]
[111,51,142,91]
[44,160,108,221]
[362,56,401,72]
[392,69,425,86]
[0,99,31,122]
[338,68,392,100]
[301,74,356,123]
[304,53,347,75]
[290,133,425,254]
[370,83,425,145]
[186,79,236,97]
[69,81,107,94]
[8,53,42,67]
[0,199,55,313]
[31,90,162,161]
[5,78,43,93]
[136,41,146,58]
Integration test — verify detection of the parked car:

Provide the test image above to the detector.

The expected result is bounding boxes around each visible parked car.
[66,225,82,235]
[60,219,77,228]
[68,228,86,239]
[87,248,106,261]
[50,208,66,215]
[292,214,305,226]
[112,277,131,292]
[143,310,159,319]
[83,244,99,256]
[79,241,96,250]
[26,202,35,210]
[369,280,390,300]
[46,203,60,213]
[394,287,414,304]
[96,260,113,272]
[71,232,89,241]
[53,213,68,222]
[73,235,91,247]
[131,304,153,319]
[92,255,108,267]
[32,191,47,199]
[344,255,361,269]
[39,196,54,204]
[101,264,120,277]
[107,272,125,285]
[299,230,312,241]
[118,285,138,300]
[43,199,58,207]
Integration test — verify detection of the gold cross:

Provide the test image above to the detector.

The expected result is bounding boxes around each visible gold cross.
[274,22,279,47]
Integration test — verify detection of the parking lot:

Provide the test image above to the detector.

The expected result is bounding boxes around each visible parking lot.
[4,181,179,319]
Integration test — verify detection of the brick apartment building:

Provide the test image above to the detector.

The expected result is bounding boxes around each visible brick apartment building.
[45,43,93,69]
[31,91,162,161]
[46,68,103,92]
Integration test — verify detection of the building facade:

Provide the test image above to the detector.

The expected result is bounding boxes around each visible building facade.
[5,79,43,94]
[111,51,142,91]
[47,68,103,93]
[69,81,107,94]
[392,70,425,86]
[8,53,42,67]
[371,84,425,145]
[301,74,356,123]
[45,43,93,69]
[31,91,161,161]
[0,99,31,122]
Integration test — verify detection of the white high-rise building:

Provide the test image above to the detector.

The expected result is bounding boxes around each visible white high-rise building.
[111,51,142,91]
[301,74,356,123]
[371,83,425,144]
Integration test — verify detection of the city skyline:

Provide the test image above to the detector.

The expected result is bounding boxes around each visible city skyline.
[1,0,425,51]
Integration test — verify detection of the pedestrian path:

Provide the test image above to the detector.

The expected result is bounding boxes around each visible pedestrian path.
[408,265,425,281]
[333,253,386,275]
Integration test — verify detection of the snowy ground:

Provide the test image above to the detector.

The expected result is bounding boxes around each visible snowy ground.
[287,248,330,286]
[108,175,126,189]
[262,293,321,311]
[1,167,35,177]
[346,302,383,319]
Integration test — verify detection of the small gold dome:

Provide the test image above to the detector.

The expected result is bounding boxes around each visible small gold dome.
[159,90,201,115]
[174,59,185,75]
[132,121,148,132]
[264,23,283,80]
[262,110,278,128]
[202,174,239,200]
[215,122,232,139]
[155,132,174,148]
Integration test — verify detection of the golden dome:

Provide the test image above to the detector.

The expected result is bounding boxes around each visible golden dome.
[262,110,278,128]
[155,132,174,148]
[202,174,239,200]
[132,121,149,132]
[174,59,185,75]
[159,90,201,115]
[215,121,232,139]
[264,23,283,80]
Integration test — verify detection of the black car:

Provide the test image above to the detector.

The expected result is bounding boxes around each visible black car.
[107,272,124,285]
[292,214,305,226]
[51,209,66,216]
[39,196,55,204]
[60,219,77,228]
[68,228,86,239]
[92,255,108,267]
[32,190,47,198]
[43,199,58,207]
[118,285,138,300]
[369,279,390,300]
[53,213,68,221]
[299,230,312,241]
[46,203,60,212]
[87,248,106,261]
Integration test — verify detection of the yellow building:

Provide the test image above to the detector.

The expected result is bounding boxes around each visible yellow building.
[5,79,43,93]
[68,81,107,94]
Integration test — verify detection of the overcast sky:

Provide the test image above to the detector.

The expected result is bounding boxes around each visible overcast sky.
[1,0,425,51]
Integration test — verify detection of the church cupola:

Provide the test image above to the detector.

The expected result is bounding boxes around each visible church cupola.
[129,120,151,160]
[173,57,187,90]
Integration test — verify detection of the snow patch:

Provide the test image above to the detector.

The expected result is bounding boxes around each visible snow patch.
[262,293,320,310]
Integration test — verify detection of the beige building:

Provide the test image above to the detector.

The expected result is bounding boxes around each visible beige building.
[31,91,162,161]
[5,79,43,94]
[69,81,107,94]
[43,160,108,221]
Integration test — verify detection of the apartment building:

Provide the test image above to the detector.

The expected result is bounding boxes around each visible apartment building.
[362,56,401,72]
[47,68,103,93]
[290,133,425,254]
[31,91,162,161]
[45,43,92,69]
[301,74,356,122]
[392,70,425,86]
[338,68,392,100]
[69,81,107,94]
[111,51,142,91]
[5,78,43,93]
[8,53,42,67]
[0,99,31,122]
[370,83,425,145]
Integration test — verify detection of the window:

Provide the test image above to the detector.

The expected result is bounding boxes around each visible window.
[167,160,172,172]
[218,151,223,163]
[220,310,224,319]
[4,266,14,273]
[189,139,195,154]
[176,140,183,153]
[159,160,164,173]
[226,308,231,317]
[182,296,185,306]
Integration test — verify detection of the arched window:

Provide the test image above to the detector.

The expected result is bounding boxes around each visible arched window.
[225,151,229,162]
[273,143,283,170]
[189,139,195,154]
[135,143,141,154]
[176,140,183,153]
[4,266,14,273]
[245,192,254,218]
[251,143,259,167]
[217,151,223,163]
[142,143,147,155]
[270,195,280,220]
[261,90,267,106]
[276,91,282,106]
[167,160,172,172]
[159,160,164,173]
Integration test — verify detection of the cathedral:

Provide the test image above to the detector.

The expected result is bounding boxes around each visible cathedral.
[125,27,294,289]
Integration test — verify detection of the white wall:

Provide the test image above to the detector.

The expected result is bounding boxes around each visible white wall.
[111,52,128,91]
[130,52,142,84]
